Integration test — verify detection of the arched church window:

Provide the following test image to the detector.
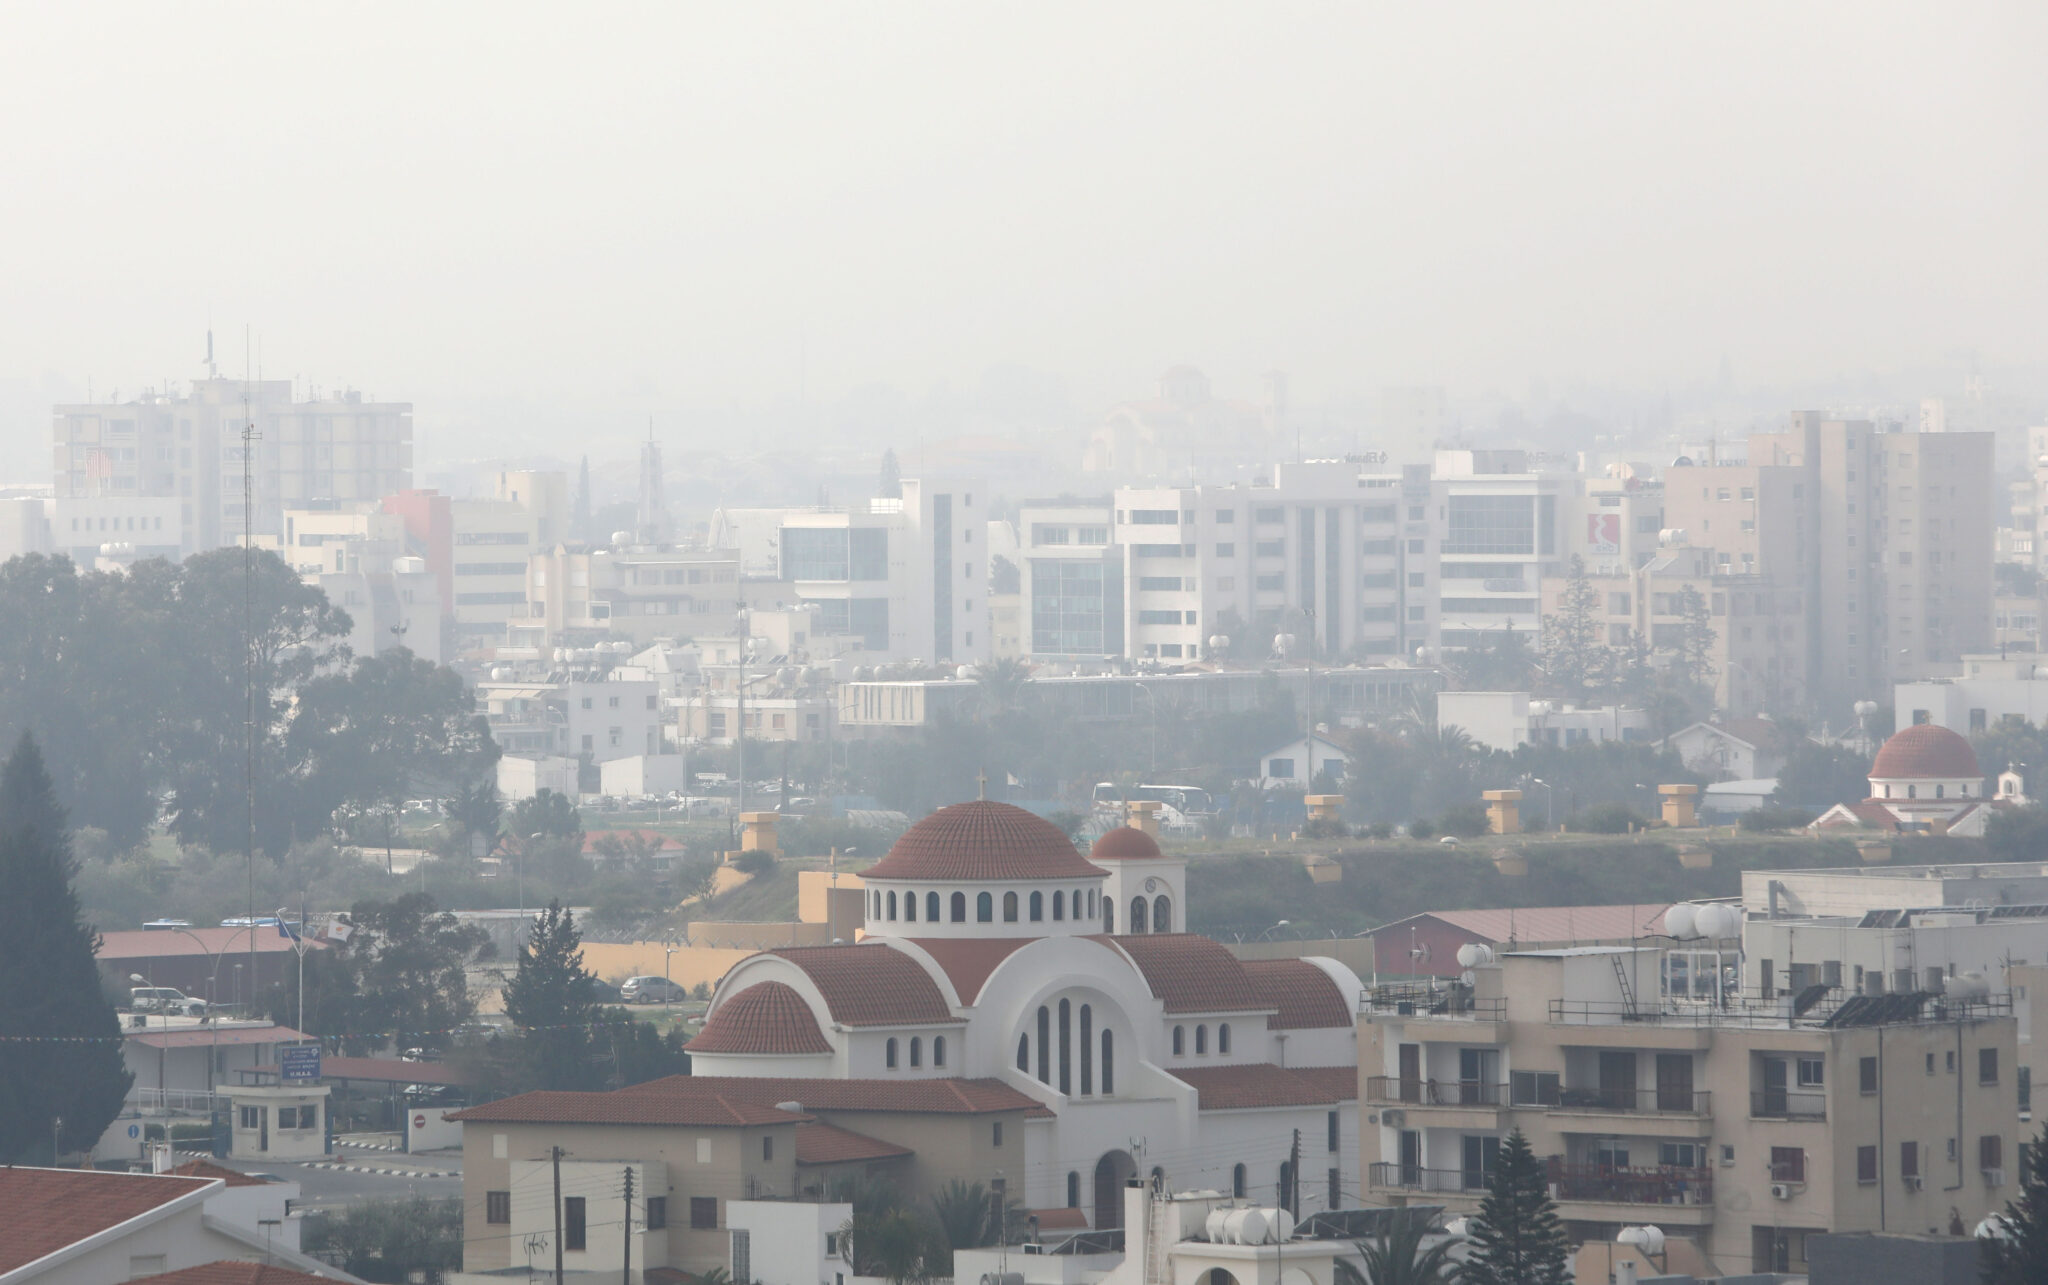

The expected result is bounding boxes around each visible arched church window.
[1080,1004,1093,1094]
[927,891,941,921]
[886,1038,898,1069]
[904,891,916,922]
[1153,895,1172,933]
[1232,1163,1246,1198]
[977,892,993,922]
[1017,1033,1029,1072]
[951,892,967,922]
[887,891,897,920]
[1104,900,1114,932]
[1195,1025,1207,1055]
[1003,891,1018,922]
[910,1036,922,1067]
[1172,1025,1184,1055]
[1218,1023,1231,1054]
[933,1035,946,1067]
[1053,891,1065,920]
[1030,891,1044,921]
[1130,897,1148,934]
[1101,1029,1114,1094]
[1037,1006,1050,1082]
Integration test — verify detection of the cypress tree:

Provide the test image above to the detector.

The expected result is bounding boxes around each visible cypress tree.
[0,733,134,1162]
[503,901,597,1090]
[1982,1120,2048,1283]
[1465,1129,1570,1285]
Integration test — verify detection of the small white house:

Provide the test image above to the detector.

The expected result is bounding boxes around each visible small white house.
[725,1199,854,1285]
[498,754,580,801]
[1257,735,1348,788]
[600,753,688,797]
[228,1085,330,1162]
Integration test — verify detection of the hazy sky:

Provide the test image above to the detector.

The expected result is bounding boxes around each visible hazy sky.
[3,3,2043,469]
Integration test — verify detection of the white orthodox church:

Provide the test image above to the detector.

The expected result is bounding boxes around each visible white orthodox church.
[688,801,1364,1226]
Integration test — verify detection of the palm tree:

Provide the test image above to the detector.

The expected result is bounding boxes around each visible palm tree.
[974,656,1035,717]
[1338,1209,1462,1285]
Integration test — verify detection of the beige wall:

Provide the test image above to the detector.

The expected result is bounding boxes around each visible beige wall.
[579,941,756,989]
[800,1107,1031,1204]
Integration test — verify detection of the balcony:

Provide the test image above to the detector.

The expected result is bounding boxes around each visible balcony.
[1361,988,1507,1040]
[1366,1077,1508,1108]
[1548,1086,1711,1118]
[1367,1163,1490,1195]
[1546,1161,1714,1209]
[1750,1089,1826,1121]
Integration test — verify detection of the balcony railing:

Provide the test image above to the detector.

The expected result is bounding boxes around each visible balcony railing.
[1365,1077,1508,1107]
[1750,1089,1826,1120]
[1546,1161,1714,1207]
[1549,1086,1711,1116]
[1368,1162,1490,1194]
[1361,986,1506,1020]
[1547,993,2013,1028]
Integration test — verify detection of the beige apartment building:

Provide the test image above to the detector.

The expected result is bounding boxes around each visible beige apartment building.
[1359,944,2019,1277]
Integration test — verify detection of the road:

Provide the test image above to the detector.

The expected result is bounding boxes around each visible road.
[208,1146,462,1210]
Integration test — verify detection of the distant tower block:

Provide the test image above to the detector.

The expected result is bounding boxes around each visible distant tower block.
[1304,795,1344,825]
[1659,783,1699,829]
[1482,789,1522,836]
[1126,799,1165,835]
[738,812,780,856]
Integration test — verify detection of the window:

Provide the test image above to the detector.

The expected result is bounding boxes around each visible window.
[909,1038,922,1068]
[1857,1145,1878,1184]
[1173,1025,1185,1055]
[1101,1029,1114,1093]
[763,1135,775,1160]
[646,1196,667,1230]
[1030,891,1043,921]
[1796,1056,1824,1088]
[1218,1023,1231,1053]
[886,1038,898,1069]
[887,891,897,920]
[1195,1025,1207,1054]
[1859,1056,1878,1094]
[950,892,966,922]
[487,1191,510,1224]
[1053,891,1064,920]
[564,1196,587,1251]
[239,1106,262,1130]
[1982,1135,2004,1173]
[977,892,993,922]
[1770,1147,1805,1183]
[1660,1143,1701,1169]
[1901,1140,1919,1180]
[1017,1034,1029,1072]
[1003,891,1018,922]
[1980,1048,1999,1084]
[934,1036,947,1068]
[1255,506,1285,523]
[690,1197,718,1229]
[1511,1070,1561,1106]
[993,1120,1002,1147]
[1255,540,1286,557]
[926,891,940,921]
[1068,1172,1081,1207]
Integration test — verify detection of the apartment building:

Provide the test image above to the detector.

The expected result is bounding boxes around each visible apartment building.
[508,544,742,653]
[712,478,987,665]
[53,378,411,553]
[1896,653,2048,734]
[432,470,570,651]
[1359,944,2019,1277]
[48,495,183,566]
[476,674,662,764]
[1426,450,1570,654]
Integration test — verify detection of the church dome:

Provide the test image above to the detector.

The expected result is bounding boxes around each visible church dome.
[689,981,831,1055]
[1870,724,1980,780]
[863,801,1106,882]
[1090,826,1163,860]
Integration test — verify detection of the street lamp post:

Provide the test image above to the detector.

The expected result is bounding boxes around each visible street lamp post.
[1528,778,1555,829]
[663,939,681,1009]
[129,972,168,1105]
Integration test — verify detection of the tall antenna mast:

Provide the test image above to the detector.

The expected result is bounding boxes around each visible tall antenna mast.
[244,326,261,1008]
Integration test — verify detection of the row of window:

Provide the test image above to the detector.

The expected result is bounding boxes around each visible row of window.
[884,1034,946,1069]
[869,886,1098,924]
[1018,999,1112,1095]
[1170,1023,1229,1056]
[488,1191,694,1237]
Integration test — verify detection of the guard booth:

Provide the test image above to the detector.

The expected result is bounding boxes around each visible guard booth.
[227,1083,332,1161]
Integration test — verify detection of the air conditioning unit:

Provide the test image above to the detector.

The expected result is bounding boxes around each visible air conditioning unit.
[1770,1183,1795,1200]
[1382,1110,1405,1128]
[1984,1169,2006,1188]
[1903,1175,1922,1191]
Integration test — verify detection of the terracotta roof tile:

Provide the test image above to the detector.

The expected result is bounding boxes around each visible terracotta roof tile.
[795,1121,916,1165]
[1028,1207,1092,1231]
[622,1074,1049,1117]
[0,1168,216,1273]
[905,937,1034,1006]
[770,943,955,1026]
[1871,724,1977,779]
[1097,934,1269,1014]
[1170,1063,1358,1111]
[132,1264,336,1285]
[1090,827,1164,860]
[131,1024,313,1050]
[1242,959,1354,1029]
[448,1089,804,1127]
[167,1158,272,1188]
[691,981,832,1055]
[863,801,1106,882]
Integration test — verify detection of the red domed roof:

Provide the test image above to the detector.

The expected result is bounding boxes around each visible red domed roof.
[864,801,1106,882]
[1870,723,1980,780]
[1091,826,1163,860]
[690,981,831,1055]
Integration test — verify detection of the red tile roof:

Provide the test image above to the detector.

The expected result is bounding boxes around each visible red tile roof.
[795,1121,916,1166]
[130,1024,314,1050]
[1242,959,1354,1029]
[1871,723,1977,780]
[863,801,1106,882]
[1090,827,1164,860]
[622,1074,1050,1117]
[770,944,956,1026]
[1098,934,1269,1014]
[98,929,321,959]
[449,1089,805,1127]
[0,1168,216,1273]
[1028,1207,1092,1231]
[167,1158,272,1188]
[691,981,832,1055]
[132,1263,335,1285]
[1169,1063,1359,1111]
[907,937,1035,1006]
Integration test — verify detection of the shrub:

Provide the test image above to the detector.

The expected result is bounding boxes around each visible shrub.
[1361,821,1394,840]
[1567,802,1645,834]
[1738,805,1815,833]
[730,849,776,876]
[1407,819,1437,841]
[1302,816,1350,839]
[1438,803,1492,839]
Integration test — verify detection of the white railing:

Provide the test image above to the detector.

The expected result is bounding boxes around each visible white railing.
[131,1088,224,1113]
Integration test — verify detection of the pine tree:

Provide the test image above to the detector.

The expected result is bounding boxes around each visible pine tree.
[878,448,903,500]
[503,901,598,1090]
[0,733,133,1162]
[1539,556,1608,697]
[1982,1120,2048,1283]
[1465,1129,1569,1285]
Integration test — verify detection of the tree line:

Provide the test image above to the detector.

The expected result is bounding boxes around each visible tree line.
[0,550,497,854]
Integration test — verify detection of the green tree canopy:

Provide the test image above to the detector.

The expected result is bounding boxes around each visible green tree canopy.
[511,789,582,841]
[271,893,489,1053]
[0,734,133,1162]
[1982,1119,2048,1283]
[503,901,598,1089]
[1465,1129,1569,1285]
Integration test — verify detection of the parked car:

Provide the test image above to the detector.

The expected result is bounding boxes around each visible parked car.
[130,987,208,1016]
[584,976,624,1004]
[619,975,686,1004]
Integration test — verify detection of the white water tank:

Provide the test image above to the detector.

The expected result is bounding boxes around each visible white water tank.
[393,556,427,575]
[1456,943,1495,968]
[1944,971,1990,1001]
[1695,904,1741,939]
[1662,904,1699,939]
[1220,1209,1268,1244]
[1205,1210,1231,1242]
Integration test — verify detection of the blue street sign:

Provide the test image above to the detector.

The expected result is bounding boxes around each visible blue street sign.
[280,1044,322,1083]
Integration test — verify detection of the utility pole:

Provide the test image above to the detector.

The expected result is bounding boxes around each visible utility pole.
[622,1167,634,1285]
[1286,1128,1301,1219]
[552,1146,565,1285]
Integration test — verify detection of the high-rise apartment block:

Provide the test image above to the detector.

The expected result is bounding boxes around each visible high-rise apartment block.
[52,378,412,553]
